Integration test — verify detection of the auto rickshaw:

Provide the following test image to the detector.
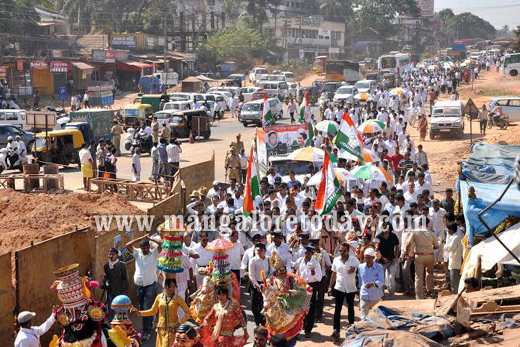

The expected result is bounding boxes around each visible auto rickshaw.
[33,129,84,166]
[169,110,211,140]
[122,104,154,129]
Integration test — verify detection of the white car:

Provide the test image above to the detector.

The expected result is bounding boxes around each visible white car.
[282,71,296,83]
[238,87,261,103]
[354,80,377,94]
[239,98,283,126]
[333,86,357,105]
[249,67,269,84]
[489,97,520,122]
[430,101,465,139]
[210,91,232,110]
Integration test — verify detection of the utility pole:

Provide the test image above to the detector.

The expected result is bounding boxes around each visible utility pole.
[163,17,168,72]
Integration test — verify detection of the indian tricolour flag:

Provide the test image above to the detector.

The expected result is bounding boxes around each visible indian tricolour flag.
[335,111,364,162]
[298,91,308,124]
[243,145,260,216]
[315,150,342,216]
[262,92,274,127]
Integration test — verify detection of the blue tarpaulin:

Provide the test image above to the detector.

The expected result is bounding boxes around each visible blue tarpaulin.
[460,181,520,246]
[467,143,520,168]
[460,162,513,184]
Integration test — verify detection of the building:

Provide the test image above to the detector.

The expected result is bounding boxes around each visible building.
[34,6,71,35]
[264,15,347,62]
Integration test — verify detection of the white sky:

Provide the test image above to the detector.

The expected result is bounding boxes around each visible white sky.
[434,0,520,29]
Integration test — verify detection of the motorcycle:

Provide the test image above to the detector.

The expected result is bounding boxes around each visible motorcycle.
[488,113,509,130]
[130,132,152,155]
[45,106,68,118]
[0,148,28,174]
[124,128,136,151]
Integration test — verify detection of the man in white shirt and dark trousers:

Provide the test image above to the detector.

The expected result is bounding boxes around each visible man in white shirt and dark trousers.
[297,245,322,337]
[125,234,162,341]
[329,242,359,341]
[248,243,271,326]
[166,138,182,184]
[15,310,56,347]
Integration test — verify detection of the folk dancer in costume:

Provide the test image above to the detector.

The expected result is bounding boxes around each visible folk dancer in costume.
[203,287,248,347]
[131,278,191,347]
[108,295,142,347]
[261,251,311,347]
[49,263,109,347]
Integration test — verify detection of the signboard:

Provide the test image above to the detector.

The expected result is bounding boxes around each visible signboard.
[299,49,305,60]
[51,50,63,58]
[447,50,462,56]
[92,49,106,62]
[147,37,155,47]
[50,61,69,73]
[158,37,165,47]
[17,59,24,71]
[111,36,137,49]
[58,87,67,100]
[329,47,340,54]
[256,128,268,177]
[263,124,310,157]
[0,66,7,78]
[115,50,129,61]
[416,0,434,17]
[26,112,57,127]
[31,61,48,70]
[318,29,330,37]
[105,50,116,63]
[464,98,479,117]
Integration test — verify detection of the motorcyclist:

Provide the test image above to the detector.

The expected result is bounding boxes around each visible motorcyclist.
[491,105,506,125]
[138,122,153,151]
[15,135,26,157]
[6,136,18,168]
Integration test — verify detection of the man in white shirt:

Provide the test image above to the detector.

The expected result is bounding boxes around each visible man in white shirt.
[15,311,56,347]
[266,232,292,268]
[445,222,463,293]
[191,231,214,286]
[328,242,359,341]
[166,138,182,182]
[296,246,322,336]
[226,230,245,282]
[404,181,419,204]
[429,199,447,264]
[79,142,94,191]
[248,243,271,326]
[415,173,432,195]
[125,234,162,340]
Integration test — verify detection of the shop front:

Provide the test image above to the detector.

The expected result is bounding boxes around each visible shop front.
[71,62,95,92]
[32,60,53,96]
[50,61,71,95]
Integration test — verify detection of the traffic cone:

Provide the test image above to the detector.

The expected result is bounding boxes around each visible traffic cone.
[189,129,195,144]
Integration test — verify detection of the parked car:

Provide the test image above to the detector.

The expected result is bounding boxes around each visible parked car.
[249,67,269,84]
[430,101,465,139]
[238,87,261,103]
[0,110,27,130]
[0,124,34,149]
[163,101,192,112]
[489,97,520,122]
[282,71,296,83]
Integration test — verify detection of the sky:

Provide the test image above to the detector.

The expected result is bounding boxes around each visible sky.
[434,0,520,29]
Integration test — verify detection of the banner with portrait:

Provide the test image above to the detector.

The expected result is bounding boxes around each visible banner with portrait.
[256,127,268,177]
[263,124,310,158]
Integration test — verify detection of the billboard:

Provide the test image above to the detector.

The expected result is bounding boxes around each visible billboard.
[263,124,310,157]
[112,35,137,49]
[417,0,434,17]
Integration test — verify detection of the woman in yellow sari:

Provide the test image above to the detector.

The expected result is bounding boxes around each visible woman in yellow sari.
[132,278,191,347]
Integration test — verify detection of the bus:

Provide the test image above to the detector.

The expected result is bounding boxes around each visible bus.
[501,53,520,77]
[377,53,412,75]
[325,60,362,84]
[313,56,327,74]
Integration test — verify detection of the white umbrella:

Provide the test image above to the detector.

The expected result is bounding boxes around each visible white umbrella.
[307,168,357,186]
[354,92,374,102]
[287,147,324,162]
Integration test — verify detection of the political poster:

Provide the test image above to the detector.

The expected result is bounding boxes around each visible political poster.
[256,128,268,177]
[263,124,310,157]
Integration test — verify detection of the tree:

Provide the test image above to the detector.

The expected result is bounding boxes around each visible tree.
[0,0,41,55]
[320,0,355,21]
[242,0,281,29]
[512,26,520,52]
[353,0,420,41]
[197,26,269,71]
[496,25,513,39]
[447,12,496,40]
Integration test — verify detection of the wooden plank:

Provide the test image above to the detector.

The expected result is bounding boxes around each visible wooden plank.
[0,252,14,346]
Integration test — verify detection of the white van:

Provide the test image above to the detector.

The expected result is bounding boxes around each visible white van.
[249,67,269,84]
[0,110,26,130]
[163,101,192,112]
[282,71,296,83]
[239,98,283,126]
[354,80,377,94]
[489,97,520,122]
[430,101,465,139]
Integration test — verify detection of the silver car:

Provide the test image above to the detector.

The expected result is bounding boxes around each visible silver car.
[0,124,35,150]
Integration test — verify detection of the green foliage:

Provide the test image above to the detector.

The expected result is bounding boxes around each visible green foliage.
[1,0,41,53]
[436,11,496,46]
[243,0,281,29]
[496,25,513,39]
[197,26,269,71]
[512,26,520,52]
[353,0,420,41]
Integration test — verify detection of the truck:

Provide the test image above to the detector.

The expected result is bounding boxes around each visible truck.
[153,70,179,88]
[66,109,114,144]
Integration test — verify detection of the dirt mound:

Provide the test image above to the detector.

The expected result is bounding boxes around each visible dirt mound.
[0,190,145,252]
[487,124,520,145]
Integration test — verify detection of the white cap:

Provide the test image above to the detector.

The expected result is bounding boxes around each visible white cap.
[213,180,219,186]
[7,136,13,141]
[17,311,36,324]
[364,248,376,257]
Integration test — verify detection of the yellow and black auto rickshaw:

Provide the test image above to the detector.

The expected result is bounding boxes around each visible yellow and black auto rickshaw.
[33,129,84,166]
[122,104,154,129]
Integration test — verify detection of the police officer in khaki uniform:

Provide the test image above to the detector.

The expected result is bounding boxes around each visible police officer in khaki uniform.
[225,146,240,182]
[151,116,159,143]
[110,120,124,156]
[160,122,171,142]
[230,133,244,154]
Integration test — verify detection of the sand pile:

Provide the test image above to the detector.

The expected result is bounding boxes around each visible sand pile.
[0,190,145,252]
